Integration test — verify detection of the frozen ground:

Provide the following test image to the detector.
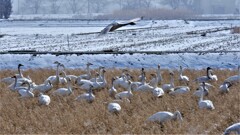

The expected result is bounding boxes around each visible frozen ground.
[0,19,239,69]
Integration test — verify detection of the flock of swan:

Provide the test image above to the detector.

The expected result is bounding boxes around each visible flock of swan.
[1,62,239,134]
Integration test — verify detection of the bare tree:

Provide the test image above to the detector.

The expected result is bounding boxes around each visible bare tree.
[89,0,109,13]
[49,0,60,14]
[161,0,182,10]
[68,0,79,14]
[22,0,43,14]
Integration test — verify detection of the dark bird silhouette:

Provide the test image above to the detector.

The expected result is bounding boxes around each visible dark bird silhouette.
[100,17,143,35]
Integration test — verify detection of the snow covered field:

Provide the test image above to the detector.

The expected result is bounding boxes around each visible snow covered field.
[0,19,240,69]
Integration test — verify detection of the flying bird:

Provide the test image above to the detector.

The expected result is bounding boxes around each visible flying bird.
[100,17,143,34]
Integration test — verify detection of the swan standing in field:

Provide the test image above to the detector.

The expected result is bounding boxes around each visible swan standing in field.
[44,61,66,85]
[198,82,215,110]
[109,77,117,97]
[33,80,53,93]
[224,66,240,84]
[138,68,146,82]
[134,72,153,92]
[115,81,133,100]
[79,62,93,80]
[193,85,209,97]
[8,76,24,91]
[75,85,95,103]
[90,66,105,82]
[113,73,130,90]
[162,72,175,93]
[195,67,215,83]
[150,74,164,97]
[178,66,189,85]
[80,70,107,90]
[1,64,23,84]
[219,82,232,93]
[52,77,72,96]
[38,93,51,105]
[18,81,34,98]
[223,122,240,135]
[108,102,121,113]
[147,111,183,124]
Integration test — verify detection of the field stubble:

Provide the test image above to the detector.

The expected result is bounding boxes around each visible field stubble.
[0,68,239,134]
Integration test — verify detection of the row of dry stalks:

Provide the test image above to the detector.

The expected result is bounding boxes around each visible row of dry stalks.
[0,68,239,134]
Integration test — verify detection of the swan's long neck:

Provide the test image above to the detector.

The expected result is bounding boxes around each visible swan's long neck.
[180,67,183,76]
[157,68,162,84]
[199,85,205,102]
[170,75,174,87]
[128,83,132,94]
[174,111,183,121]
[56,64,60,80]
[102,72,107,85]
[207,69,212,79]
[18,66,23,78]
[87,65,91,77]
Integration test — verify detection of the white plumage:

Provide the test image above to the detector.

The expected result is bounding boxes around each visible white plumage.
[224,122,240,135]
[162,72,175,93]
[18,81,34,98]
[108,103,121,113]
[178,66,189,85]
[115,81,133,100]
[75,85,95,103]
[147,111,183,124]
[52,77,72,96]
[198,82,215,110]
[38,93,51,105]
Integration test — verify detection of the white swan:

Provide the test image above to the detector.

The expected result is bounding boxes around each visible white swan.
[193,86,209,97]
[162,72,174,93]
[52,77,72,96]
[18,81,34,98]
[115,81,133,100]
[80,70,107,90]
[90,66,105,82]
[178,66,189,85]
[134,72,153,92]
[38,93,51,105]
[147,73,164,97]
[79,62,93,80]
[195,67,215,83]
[33,80,53,93]
[8,76,24,91]
[113,73,130,90]
[138,68,146,82]
[75,85,95,103]
[223,122,240,135]
[147,111,183,124]
[108,103,121,113]
[157,64,163,85]
[109,77,117,97]
[169,86,190,95]
[198,82,215,110]
[224,66,240,84]
[1,64,29,84]
[44,61,65,85]
[219,82,232,93]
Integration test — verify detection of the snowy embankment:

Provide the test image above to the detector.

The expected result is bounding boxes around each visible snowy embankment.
[0,53,239,70]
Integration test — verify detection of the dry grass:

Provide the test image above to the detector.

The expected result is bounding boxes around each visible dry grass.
[0,68,239,134]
